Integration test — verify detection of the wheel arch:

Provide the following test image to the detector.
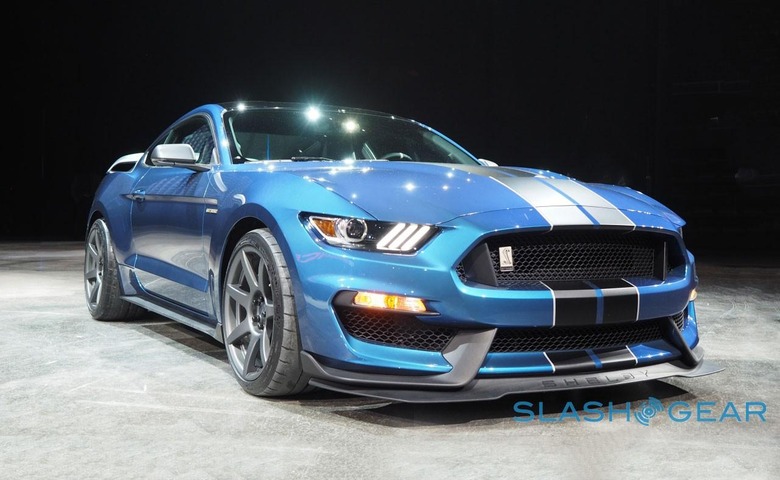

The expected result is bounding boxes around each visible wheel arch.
[213,216,267,341]
[212,207,312,348]
[219,217,268,293]
[86,210,104,236]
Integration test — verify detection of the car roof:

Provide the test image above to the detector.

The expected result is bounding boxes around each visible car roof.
[216,101,407,120]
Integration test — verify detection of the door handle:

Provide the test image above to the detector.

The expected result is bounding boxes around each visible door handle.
[131,189,145,202]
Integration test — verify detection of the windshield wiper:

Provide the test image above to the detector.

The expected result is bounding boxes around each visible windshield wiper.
[290,156,338,162]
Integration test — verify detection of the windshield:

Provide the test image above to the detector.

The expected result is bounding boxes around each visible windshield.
[224,108,479,165]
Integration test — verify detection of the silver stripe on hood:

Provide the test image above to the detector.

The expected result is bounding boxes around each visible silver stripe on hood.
[537,178,634,228]
[486,175,635,229]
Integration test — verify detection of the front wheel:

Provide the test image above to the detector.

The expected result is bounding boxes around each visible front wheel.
[222,229,310,396]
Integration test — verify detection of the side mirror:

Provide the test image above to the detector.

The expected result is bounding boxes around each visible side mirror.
[477,158,498,167]
[150,144,210,172]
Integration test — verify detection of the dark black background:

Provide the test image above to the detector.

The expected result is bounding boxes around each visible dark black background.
[8,0,779,253]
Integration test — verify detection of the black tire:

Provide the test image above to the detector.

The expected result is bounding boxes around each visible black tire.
[222,228,310,396]
[84,218,145,320]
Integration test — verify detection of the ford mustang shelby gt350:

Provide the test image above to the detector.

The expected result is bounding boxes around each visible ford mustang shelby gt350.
[84,101,722,402]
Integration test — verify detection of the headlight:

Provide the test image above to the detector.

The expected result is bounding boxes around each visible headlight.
[304,214,437,253]
[310,217,368,243]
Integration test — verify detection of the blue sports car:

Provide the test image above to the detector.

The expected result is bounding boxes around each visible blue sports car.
[84,101,722,402]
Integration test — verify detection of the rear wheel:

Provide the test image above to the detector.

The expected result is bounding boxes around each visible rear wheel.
[84,218,144,320]
[222,229,309,396]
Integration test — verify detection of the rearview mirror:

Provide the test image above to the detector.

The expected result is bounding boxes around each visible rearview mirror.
[150,144,210,172]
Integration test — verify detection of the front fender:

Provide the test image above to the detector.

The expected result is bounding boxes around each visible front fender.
[88,168,147,261]
[205,169,372,327]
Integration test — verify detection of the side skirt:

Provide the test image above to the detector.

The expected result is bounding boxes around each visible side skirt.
[121,295,220,342]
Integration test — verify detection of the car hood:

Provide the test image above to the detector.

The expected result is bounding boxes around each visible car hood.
[281,161,683,229]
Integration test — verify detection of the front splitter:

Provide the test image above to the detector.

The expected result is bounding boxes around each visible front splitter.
[307,358,724,404]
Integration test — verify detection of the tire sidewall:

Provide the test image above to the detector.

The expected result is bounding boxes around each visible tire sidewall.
[223,230,288,392]
[85,219,110,317]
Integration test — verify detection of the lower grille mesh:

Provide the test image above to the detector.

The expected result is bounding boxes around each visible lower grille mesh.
[489,311,686,353]
[338,307,456,351]
[336,306,686,354]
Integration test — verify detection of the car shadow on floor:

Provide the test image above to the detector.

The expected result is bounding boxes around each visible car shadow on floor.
[126,311,228,363]
[288,380,694,427]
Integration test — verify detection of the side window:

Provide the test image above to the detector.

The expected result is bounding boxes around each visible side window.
[153,117,216,165]
[181,123,215,164]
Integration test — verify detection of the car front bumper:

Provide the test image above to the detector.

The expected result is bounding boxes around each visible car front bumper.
[302,343,724,403]
[284,208,710,399]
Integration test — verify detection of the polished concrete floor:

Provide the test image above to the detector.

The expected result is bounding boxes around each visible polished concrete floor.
[1,242,778,479]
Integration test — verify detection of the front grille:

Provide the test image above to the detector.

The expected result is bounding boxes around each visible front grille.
[337,304,686,354]
[457,229,682,287]
[489,311,686,353]
[337,307,456,351]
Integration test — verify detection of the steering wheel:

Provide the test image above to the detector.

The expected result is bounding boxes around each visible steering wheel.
[380,152,413,161]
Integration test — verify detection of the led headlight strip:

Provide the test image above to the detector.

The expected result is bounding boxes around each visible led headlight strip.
[305,214,435,253]
[375,223,432,252]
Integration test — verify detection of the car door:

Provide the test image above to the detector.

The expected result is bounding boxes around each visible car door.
[130,115,216,315]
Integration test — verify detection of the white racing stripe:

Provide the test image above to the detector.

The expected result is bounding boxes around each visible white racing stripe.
[535,206,593,226]
[488,176,635,229]
[489,177,592,226]
[622,278,641,321]
[543,352,556,373]
[539,178,635,228]
[540,282,556,327]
